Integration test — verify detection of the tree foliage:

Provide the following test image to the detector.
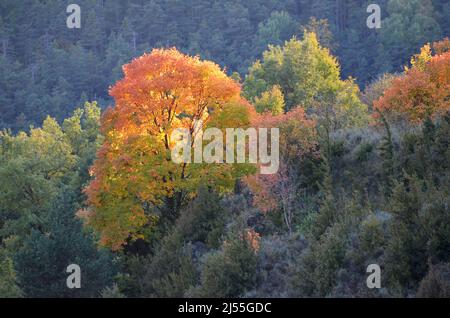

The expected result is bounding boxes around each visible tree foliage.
[244,32,368,129]
[83,48,254,250]
[374,48,450,122]
[0,0,449,299]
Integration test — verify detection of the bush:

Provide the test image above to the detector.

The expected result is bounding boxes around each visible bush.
[290,220,350,297]
[140,233,198,297]
[191,231,259,298]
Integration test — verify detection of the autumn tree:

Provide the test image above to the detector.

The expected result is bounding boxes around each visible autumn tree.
[244,107,319,233]
[432,37,450,55]
[374,48,450,122]
[407,43,433,72]
[82,48,254,250]
[361,74,397,112]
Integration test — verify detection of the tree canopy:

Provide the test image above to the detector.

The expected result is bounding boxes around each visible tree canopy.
[82,48,254,250]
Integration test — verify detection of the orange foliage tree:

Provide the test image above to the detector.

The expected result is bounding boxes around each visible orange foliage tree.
[374,46,450,122]
[81,48,253,250]
[432,37,450,55]
[244,107,319,233]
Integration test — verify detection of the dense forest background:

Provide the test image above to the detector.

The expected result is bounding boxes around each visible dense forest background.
[1,0,449,299]
[1,0,449,131]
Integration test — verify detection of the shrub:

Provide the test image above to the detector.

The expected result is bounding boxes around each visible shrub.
[291,220,350,297]
[191,231,259,298]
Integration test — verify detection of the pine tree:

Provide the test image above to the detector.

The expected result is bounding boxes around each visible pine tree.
[312,161,336,239]
[14,190,116,298]
[381,0,442,72]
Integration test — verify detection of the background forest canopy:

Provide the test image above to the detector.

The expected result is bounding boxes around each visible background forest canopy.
[1,0,449,131]
[1,0,450,299]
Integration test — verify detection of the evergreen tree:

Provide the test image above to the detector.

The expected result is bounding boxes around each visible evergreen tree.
[0,247,22,298]
[14,190,116,298]
[254,11,298,55]
[381,0,442,72]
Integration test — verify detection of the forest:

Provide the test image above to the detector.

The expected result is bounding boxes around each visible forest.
[0,0,449,298]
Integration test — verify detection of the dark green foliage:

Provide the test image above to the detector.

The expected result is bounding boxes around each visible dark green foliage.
[100,284,126,298]
[175,187,229,249]
[381,0,442,73]
[383,175,450,294]
[291,220,350,297]
[0,102,101,243]
[0,102,113,298]
[398,113,450,183]
[383,176,429,292]
[191,231,258,298]
[0,247,22,297]
[141,239,197,298]
[286,112,450,297]
[355,142,374,162]
[311,163,337,239]
[139,188,230,297]
[114,255,147,298]
[253,11,298,56]
[1,0,447,131]
[14,191,117,298]
[326,211,389,298]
